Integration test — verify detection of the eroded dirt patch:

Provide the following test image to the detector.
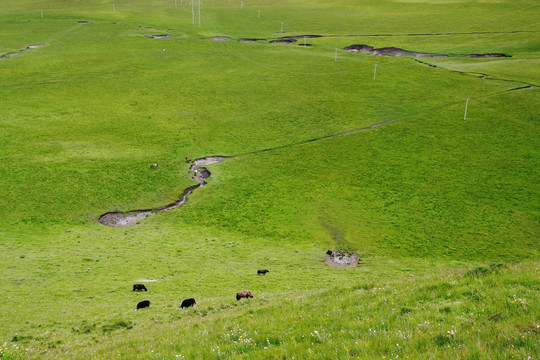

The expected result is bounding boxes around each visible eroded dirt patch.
[344,44,510,58]
[270,39,297,44]
[238,38,266,43]
[146,34,170,39]
[209,36,230,41]
[325,250,359,268]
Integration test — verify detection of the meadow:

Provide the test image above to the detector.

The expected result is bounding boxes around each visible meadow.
[0,0,538,358]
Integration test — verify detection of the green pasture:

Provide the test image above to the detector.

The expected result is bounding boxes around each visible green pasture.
[0,0,538,358]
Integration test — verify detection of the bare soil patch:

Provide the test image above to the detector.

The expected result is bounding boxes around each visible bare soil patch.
[344,44,510,58]
[146,34,170,39]
[325,250,359,268]
[209,36,230,41]
[270,39,297,44]
[238,38,266,43]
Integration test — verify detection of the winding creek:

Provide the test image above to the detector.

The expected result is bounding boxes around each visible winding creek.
[98,156,230,227]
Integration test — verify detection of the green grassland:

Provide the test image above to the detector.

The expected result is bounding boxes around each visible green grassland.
[0,0,538,359]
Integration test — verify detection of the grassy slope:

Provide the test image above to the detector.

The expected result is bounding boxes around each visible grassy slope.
[79,262,540,360]
[2,263,538,359]
[0,0,538,359]
[178,88,539,261]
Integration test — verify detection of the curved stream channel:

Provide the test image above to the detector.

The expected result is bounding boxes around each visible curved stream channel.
[98,156,229,227]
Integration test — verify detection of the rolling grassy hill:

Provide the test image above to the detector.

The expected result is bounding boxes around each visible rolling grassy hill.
[0,0,538,358]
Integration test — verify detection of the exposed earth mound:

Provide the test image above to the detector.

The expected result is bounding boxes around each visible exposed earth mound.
[325,250,359,268]
[238,38,266,42]
[270,39,297,44]
[344,44,510,58]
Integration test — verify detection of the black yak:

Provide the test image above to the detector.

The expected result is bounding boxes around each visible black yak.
[180,298,196,308]
[136,300,150,310]
[257,269,269,275]
[133,284,148,291]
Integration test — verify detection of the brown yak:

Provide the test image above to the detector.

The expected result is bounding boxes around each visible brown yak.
[236,290,253,300]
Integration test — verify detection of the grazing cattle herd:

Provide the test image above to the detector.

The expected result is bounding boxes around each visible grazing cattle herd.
[134,269,268,310]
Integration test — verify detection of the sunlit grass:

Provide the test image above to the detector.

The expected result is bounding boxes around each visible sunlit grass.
[0,0,538,358]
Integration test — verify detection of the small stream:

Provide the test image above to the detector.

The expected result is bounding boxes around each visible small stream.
[98,156,230,227]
